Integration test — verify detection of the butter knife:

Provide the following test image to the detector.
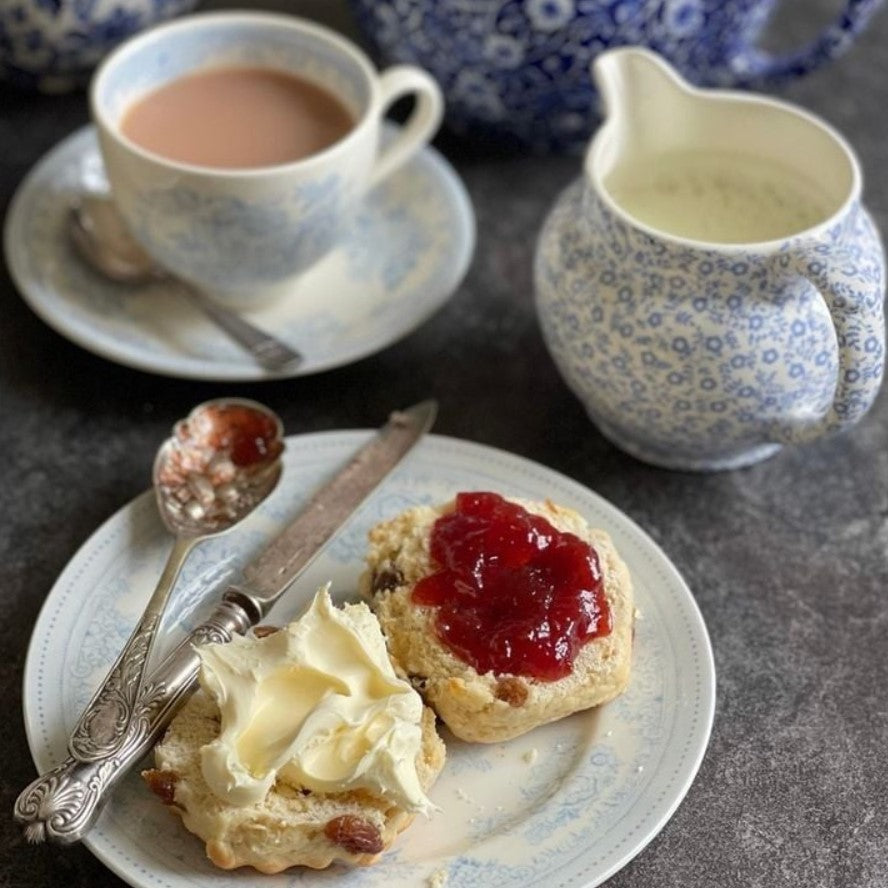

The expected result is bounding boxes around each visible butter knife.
[14,400,437,845]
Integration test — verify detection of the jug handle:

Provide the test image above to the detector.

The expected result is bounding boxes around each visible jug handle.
[727,0,883,85]
[770,207,885,445]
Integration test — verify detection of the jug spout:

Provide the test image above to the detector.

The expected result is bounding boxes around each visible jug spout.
[586,46,858,244]
[592,48,696,163]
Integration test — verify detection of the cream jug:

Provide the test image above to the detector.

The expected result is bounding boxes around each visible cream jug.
[534,48,885,471]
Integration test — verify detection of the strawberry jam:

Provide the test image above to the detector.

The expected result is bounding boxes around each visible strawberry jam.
[190,403,282,467]
[412,492,612,681]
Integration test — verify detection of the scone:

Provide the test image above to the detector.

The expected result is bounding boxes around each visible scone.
[144,694,444,872]
[142,587,445,872]
[361,492,634,743]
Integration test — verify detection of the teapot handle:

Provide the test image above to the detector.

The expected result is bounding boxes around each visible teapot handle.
[771,205,885,445]
[728,0,883,85]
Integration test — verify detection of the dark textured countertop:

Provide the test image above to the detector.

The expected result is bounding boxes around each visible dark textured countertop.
[2,2,887,886]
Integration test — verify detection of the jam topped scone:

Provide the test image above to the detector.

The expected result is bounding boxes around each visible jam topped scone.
[362,493,634,743]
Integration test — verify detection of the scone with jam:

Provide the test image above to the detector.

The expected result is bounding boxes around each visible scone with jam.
[361,492,634,743]
[143,587,444,872]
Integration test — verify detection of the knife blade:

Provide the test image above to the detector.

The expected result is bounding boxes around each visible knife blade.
[14,400,437,846]
[230,398,437,622]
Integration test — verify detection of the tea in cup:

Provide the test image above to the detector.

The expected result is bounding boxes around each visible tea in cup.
[90,11,444,308]
[119,66,356,170]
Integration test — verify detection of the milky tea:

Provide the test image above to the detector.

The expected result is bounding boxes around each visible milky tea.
[121,66,354,169]
[606,150,833,244]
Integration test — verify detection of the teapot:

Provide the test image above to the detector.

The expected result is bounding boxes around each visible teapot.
[350,0,884,153]
[0,0,197,92]
[534,48,885,470]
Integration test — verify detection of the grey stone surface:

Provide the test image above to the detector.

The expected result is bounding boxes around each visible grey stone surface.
[1,2,887,886]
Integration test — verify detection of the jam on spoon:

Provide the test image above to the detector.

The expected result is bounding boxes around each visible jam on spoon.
[69,399,284,762]
[154,401,285,534]
[412,492,612,681]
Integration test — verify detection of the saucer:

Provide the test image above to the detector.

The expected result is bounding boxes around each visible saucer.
[4,125,475,380]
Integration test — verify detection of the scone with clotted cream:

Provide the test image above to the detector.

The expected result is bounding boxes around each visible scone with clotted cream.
[143,586,444,872]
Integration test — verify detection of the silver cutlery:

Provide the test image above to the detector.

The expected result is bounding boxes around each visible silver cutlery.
[14,399,436,845]
[68,398,284,765]
[68,195,304,374]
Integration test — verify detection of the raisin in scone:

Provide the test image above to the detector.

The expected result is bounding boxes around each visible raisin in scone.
[143,588,445,872]
[361,492,634,743]
[144,694,444,871]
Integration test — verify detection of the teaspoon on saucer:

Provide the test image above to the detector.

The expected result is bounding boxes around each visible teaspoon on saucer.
[68,195,303,374]
[67,398,284,763]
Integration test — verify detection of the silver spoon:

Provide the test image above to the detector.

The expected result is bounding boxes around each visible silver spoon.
[68,398,284,762]
[68,195,303,374]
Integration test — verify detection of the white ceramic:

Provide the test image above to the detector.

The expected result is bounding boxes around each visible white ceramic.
[4,124,473,381]
[90,11,444,308]
[24,432,715,888]
[535,48,885,471]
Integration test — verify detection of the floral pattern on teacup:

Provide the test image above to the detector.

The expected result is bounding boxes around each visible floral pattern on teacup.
[127,173,345,291]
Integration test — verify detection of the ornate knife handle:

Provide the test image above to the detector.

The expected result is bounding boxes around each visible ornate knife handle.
[14,597,252,845]
[69,536,197,762]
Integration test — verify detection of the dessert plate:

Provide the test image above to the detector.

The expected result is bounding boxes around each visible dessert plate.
[4,125,474,380]
[23,433,715,888]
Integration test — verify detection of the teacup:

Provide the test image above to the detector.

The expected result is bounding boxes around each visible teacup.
[90,11,444,308]
[535,48,885,471]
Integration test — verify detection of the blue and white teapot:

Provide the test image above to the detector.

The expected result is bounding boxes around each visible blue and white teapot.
[534,48,885,470]
[0,0,197,91]
[350,0,884,152]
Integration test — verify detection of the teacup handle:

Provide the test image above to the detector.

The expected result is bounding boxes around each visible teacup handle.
[370,66,444,188]
[772,207,885,445]
[729,0,883,85]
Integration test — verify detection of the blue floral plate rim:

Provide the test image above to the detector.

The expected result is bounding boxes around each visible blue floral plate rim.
[23,431,715,888]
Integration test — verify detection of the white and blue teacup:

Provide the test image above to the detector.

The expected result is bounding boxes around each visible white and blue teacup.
[91,11,443,308]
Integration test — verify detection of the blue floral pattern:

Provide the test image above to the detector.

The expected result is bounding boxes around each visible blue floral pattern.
[127,174,346,291]
[534,182,886,470]
[89,15,386,303]
[349,0,883,152]
[5,125,474,380]
[0,0,197,90]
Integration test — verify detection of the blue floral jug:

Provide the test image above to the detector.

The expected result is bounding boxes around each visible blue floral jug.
[534,48,885,470]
